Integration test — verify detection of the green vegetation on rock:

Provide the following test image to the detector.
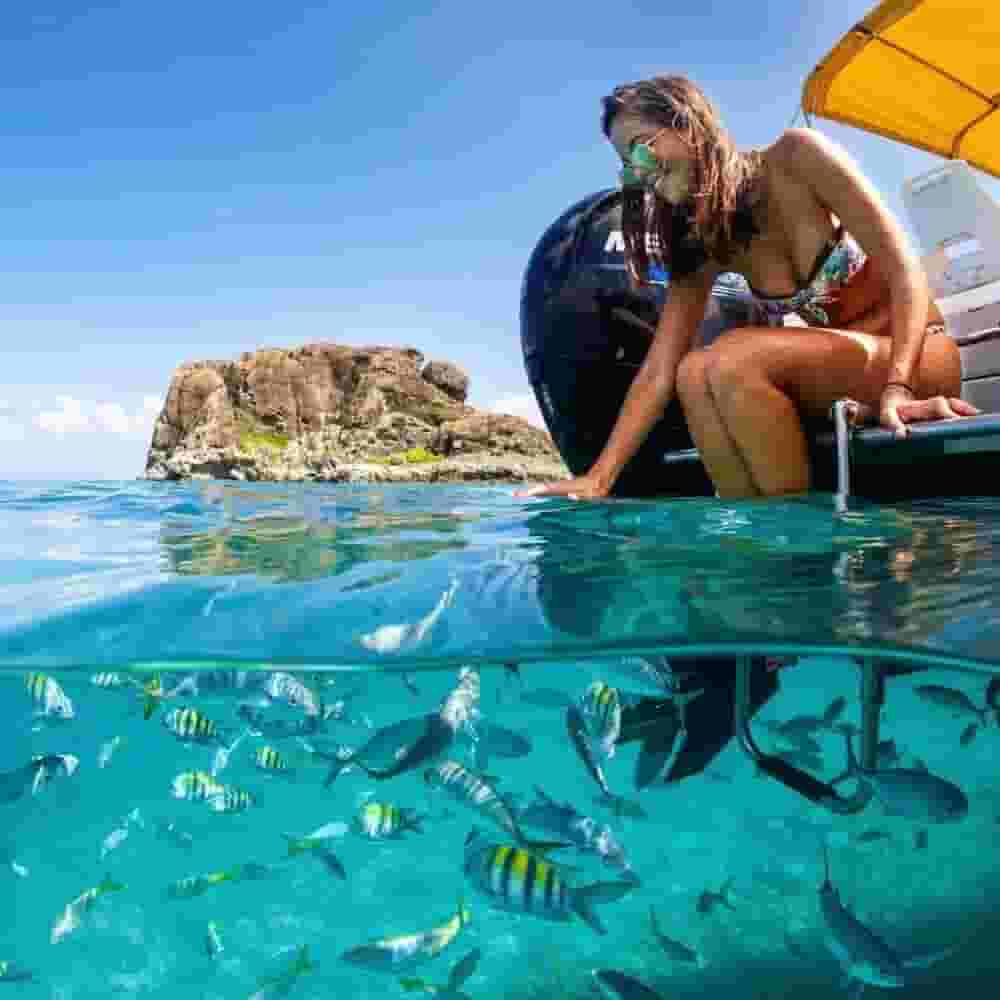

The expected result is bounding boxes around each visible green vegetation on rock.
[236,411,290,454]
[383,447,442,465]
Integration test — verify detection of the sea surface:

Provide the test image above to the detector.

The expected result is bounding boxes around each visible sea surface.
[2,480,999,998]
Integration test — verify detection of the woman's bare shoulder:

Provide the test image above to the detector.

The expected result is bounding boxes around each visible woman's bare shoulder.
[764,127,853,177]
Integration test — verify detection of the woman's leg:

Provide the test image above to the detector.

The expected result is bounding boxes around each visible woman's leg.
[695,325,965,498]
[675,349,760,496]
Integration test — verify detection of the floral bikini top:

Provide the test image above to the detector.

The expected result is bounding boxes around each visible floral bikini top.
[747,225,868,327]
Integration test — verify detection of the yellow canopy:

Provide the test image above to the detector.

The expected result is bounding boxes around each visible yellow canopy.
[801,0,1000,179]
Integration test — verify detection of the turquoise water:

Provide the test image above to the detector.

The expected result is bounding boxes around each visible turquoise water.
[2,481,1000,997]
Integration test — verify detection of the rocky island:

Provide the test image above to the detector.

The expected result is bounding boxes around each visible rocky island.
[144,343,568,483]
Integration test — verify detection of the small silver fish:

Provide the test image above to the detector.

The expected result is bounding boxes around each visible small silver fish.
[97,736,123,769]
[205,921,224,959]
[593,969,661,1000]
[648,905,700,965]
[342,901,469,973]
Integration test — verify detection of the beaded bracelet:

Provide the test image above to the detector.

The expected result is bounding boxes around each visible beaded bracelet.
[883,381,915,396]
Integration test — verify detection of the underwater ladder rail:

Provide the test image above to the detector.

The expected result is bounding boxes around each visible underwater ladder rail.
[734,654,884,814]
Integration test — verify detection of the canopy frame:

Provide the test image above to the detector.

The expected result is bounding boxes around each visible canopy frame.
[801,0,1000,179]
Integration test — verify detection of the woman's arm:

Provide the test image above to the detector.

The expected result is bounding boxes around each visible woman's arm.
[776,127,929,392]
[587,263,720,494]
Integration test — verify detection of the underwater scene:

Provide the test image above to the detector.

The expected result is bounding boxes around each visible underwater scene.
[2,481,1000,999]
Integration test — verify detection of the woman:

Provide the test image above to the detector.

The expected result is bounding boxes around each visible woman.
[517,75,979,500]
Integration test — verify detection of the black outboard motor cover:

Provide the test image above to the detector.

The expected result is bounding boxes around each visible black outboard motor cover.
[520,189,767,497]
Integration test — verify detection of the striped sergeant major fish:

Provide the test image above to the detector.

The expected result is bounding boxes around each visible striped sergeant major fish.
[353,801,424,840]
[171,770,225,802]
[580,681,621,759]
[90,672,138,690]
[341,898,470,972]
[207,786,256,813]
[25,672,75,720]
[423,760,565,853]
[462,829,634,935]
[254,744,293,775]
[162,707,225,744]
[166,867,241,900]
[263,672,319,716]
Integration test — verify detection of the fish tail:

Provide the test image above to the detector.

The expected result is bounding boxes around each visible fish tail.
[719,878,736,909]
[99,873,126,894]
[404,812,426,835]
[281,833,310,856]
[323,758,350,787]
[570,881,635,936]
[294,945,316,975]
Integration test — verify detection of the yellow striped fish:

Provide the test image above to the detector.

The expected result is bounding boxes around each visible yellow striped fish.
[462,830,633,935]
[206,786,256,813]
[25,672,75,720]
[580,681,621,758]
[141,674,164,720]
[171,770,224,802]
[424,759,564,852]
[254,745,293,776]
[162,707,221,744]
[90,672,133,690]
[353,801,424,840]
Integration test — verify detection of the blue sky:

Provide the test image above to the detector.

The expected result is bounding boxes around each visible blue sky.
[2,0,998,480]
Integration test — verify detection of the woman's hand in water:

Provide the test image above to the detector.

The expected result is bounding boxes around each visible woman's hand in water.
[513,473,612,501]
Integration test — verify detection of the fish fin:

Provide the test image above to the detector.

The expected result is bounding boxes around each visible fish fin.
[405,813,427,835]
[446,947,481,990]
[823,699,846,725]
[398,979,428,992]
[518,837,570,856]
[900,944,958,970]
[281,833,307,856]
[843,976,865,999]
[571,881,635,936]
[295,945,316,974]
[323,758,350,788]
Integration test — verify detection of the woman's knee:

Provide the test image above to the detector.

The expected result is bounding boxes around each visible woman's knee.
[675,348,713,404]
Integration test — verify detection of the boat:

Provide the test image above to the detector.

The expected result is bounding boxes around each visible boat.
[517,0,1000,809]
[519,0,1000,502]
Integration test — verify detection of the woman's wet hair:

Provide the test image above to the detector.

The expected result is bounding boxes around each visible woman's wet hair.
[601,75,763,284]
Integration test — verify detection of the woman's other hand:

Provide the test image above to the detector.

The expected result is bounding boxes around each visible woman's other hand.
[878,385,980,438]
[513,473,612,501]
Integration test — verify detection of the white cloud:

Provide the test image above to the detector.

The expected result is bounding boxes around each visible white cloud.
[488,391,545,428]
[33,394,164,437]
[0,418,25,442]
[36,396,91,434]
